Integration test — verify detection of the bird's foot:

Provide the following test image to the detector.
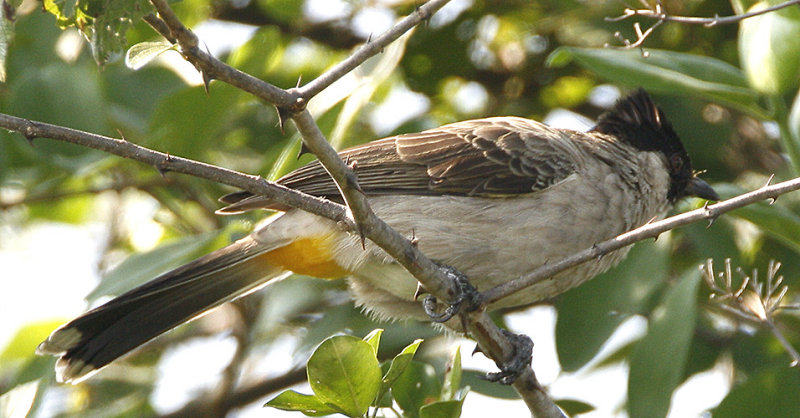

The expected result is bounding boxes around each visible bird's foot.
[421,263,485,323]
[480,330,534,385]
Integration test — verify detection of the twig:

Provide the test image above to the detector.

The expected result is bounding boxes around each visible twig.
[298,0,452,98]
[609,0,800,27]
[483,178,800,304]
[606,0,800,49]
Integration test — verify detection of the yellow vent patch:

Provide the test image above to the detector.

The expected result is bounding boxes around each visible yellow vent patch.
[259,236,350,279]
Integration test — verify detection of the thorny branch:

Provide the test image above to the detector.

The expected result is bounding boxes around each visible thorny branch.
[607,0,800,50]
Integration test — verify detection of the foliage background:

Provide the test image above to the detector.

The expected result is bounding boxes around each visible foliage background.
[1,0,799,416]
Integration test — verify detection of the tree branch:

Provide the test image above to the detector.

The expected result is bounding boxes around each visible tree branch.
[0,113,352,229]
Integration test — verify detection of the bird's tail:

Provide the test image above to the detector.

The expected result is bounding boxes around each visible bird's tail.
[37,235,290,383]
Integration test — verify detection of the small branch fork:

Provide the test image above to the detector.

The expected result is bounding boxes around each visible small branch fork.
[607,0,800,49]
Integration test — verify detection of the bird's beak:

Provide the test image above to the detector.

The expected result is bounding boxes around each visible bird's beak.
[686,177,719,201]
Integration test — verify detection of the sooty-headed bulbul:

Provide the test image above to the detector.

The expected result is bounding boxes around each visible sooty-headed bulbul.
[38,89,719,383]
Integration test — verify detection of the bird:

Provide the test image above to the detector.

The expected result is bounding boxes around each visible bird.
[37,89,719,383]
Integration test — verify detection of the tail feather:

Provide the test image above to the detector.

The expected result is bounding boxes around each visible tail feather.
[37,236,288,383]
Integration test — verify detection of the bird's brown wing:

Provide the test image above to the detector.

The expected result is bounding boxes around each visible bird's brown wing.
[217,117,579,213]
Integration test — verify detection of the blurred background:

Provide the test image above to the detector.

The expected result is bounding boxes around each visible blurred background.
[1,0,799,416]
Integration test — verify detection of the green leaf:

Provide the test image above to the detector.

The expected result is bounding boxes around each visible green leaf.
[738,2,800,94]
[378,339,422,402]
[125,41,174,70]
[0,320,65,363]
[555,399,595,416]
[714,366,800,418]
[627,271,700,418]
[307,335,381,417]
[264,390,341,417]
[0,381,38,418]
[363,329,383,356]
[26,193,94,224]
[556,241,669,371]
[546,47,765,118]
[87,232,217,302]
[147,83,242,160]
[441,346,462,401]
[392,361,442,417]
[461,370,519,399]
[419,398,465,418]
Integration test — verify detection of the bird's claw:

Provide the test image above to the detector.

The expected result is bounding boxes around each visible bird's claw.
[422,263,484,323]
[480,330,533,385]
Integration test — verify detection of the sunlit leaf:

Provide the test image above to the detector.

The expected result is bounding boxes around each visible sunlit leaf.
[738,2,800,94]
[379,338,422,401]
[363,328,383,356]
[307,335,381,417]
[125,41,174,70]
[264,390,341,417]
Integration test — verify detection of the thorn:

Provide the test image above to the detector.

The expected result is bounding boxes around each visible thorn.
[157,154,173,177]
[297,143,312,159]
[346,172,366,195]
[591,243,603,260]
[764,174,775,188]
[768,196,777,205]
[471,344,484,357]
[202,71,212,93]
[410,229,419,247]
[276,106,290,134]
[116,129,128,142]
[22,121,37,144]
[413,282,427,300]
[295,75,302,88]
[645,215,658,225]
[653,233,660,242]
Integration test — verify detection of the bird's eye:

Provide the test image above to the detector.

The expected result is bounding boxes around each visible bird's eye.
[670,153,684,170]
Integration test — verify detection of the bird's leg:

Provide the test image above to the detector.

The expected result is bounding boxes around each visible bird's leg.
[421,262,485,323]
[479,330,534,385]
[419,263,532,384]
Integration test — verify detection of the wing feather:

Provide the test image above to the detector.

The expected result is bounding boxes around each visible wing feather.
[217,117,579,213]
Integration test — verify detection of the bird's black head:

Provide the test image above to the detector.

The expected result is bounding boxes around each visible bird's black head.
[591,89,719,203]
